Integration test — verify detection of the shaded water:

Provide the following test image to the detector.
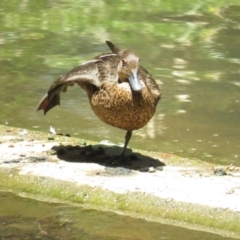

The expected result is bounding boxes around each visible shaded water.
[1,0,240,165]
[0,191,236,240]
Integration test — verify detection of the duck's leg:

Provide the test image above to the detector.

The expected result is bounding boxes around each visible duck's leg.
[104,131,132,165]
[118,130,132,158]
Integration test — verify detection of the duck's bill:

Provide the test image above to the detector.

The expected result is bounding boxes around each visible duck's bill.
[129,70,143,92]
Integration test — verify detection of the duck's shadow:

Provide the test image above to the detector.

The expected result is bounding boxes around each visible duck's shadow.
[51,143,165,171]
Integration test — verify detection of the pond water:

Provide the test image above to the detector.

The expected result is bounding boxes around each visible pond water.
[1,0,240,165]
[0,191,236,240]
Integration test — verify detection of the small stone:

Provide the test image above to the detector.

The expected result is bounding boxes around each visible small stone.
[48,149,56,155]
[214,168,227,176]
[105,167,131,176]
[139,167,150,172]
[156,166,164,171]
[48,136,54,140]
[148,166,156,173]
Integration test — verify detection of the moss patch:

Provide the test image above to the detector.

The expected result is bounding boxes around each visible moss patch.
[1,125,240,238]
[0,168,240,238]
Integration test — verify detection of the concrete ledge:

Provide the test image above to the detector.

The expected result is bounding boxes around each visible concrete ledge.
[0,125,240,238]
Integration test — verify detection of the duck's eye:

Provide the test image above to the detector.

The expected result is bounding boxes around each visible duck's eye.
[122,60,126,67]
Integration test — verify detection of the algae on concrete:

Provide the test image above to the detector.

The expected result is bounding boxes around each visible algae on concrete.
[0,125,240,238]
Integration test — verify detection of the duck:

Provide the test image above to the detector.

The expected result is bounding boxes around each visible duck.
[37,41,161,159]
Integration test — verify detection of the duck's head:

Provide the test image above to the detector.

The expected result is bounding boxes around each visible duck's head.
[106,41,143,92]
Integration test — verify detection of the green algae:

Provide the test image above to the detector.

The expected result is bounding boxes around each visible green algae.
[0,125,240,238]
[0,168,240,238]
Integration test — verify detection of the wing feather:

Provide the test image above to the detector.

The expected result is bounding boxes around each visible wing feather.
[37,59,101,114]
[37,54,119,114]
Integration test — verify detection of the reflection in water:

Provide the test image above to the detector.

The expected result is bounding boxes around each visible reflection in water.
[0,1,240,165]
[0,192,236,240]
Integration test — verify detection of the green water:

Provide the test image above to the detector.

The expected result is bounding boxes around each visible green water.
[1,0,240,165]
[0,192,236,240]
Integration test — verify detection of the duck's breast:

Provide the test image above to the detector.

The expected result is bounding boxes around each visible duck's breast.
[90,82,157,131]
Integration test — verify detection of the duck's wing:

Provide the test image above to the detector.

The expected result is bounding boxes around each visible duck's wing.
[37,54,119,115]
[139,66,161,101]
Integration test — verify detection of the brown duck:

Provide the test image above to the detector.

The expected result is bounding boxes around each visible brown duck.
[37,41,161,158]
